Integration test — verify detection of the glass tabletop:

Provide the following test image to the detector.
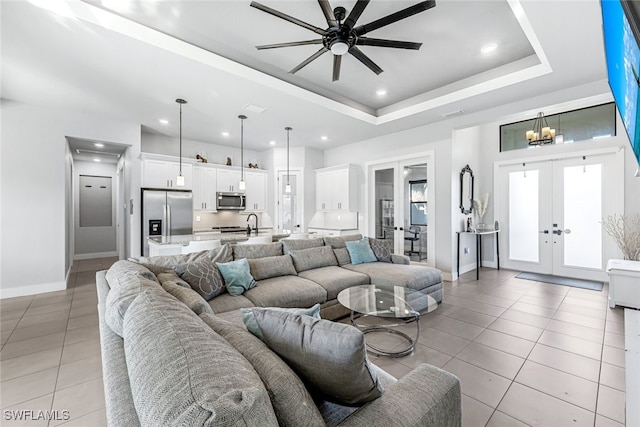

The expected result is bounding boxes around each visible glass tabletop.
[337,285,439,319]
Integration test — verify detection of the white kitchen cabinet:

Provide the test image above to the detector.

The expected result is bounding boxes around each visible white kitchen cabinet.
[143,159,192,189]
[245,170,267,212]
[193,166,217,211]
[315,165,359,212]
[216,168,243,193]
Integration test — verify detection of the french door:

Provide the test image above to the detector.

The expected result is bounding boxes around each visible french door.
[367,153,435,266]
[497,151,623,281]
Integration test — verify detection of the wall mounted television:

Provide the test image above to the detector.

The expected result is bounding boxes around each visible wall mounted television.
[601,0,640,167]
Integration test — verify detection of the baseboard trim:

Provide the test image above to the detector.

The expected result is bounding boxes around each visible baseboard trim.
[74,251,117,261]
[0,281,67,299]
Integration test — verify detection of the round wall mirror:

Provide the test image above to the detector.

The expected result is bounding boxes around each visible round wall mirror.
[460,165,474,214]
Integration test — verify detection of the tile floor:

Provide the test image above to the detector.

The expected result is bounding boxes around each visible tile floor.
[0,259,627,427]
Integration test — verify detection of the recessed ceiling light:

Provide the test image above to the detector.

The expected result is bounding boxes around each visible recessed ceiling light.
[221,132,230,137]
[376,89,387,96]
[94,142,104,148]
[269,140,276,146]
[481,43,498,54]
[321,136,328,141]
[93,158,101,162]
[158,119,169,125]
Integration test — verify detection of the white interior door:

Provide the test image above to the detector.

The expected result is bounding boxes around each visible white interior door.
[498,151,623,281]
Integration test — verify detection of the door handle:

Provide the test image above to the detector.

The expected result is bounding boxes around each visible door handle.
[540,230,549,234]
[552,229,572,235]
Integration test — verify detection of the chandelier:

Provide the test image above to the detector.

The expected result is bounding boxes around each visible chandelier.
[526,112,556,146]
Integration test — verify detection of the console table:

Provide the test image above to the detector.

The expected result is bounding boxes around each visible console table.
[456,229,500,280]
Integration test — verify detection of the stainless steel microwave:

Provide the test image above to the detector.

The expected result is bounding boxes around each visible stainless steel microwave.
[216,192,246,210]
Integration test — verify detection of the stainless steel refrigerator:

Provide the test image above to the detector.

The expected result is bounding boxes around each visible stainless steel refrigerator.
[141,189,193,256]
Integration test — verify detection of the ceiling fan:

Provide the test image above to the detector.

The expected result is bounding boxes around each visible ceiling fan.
[250,0,436,81]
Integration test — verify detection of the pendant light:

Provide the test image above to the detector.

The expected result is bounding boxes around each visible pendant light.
[238,115,247,191]
[175,98,187,186]
[285,127,292,193]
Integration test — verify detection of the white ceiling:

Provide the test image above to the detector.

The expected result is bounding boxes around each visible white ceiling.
[1,0,609,153]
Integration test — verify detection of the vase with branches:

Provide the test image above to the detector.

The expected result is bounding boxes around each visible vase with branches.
[473,193,490,230]
[602,214,640,261]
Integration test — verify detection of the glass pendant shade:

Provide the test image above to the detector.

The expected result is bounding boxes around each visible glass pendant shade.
[285,183,291,193]
[176,175,185,187]
[238,180,246,191]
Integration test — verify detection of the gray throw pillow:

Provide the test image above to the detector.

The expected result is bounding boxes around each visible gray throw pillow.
[333,248,352,266]
[247,309,384,406]
[173,257,226,301]
[247,255,297,281]
[240,304,321,339]
[290,246,338,272]
[367,237,392,263]
[129,244,232,276]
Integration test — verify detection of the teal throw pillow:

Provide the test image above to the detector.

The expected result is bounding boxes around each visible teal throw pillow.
[215,258,257,296]
[241,304,321,340]
[345,238,377,265]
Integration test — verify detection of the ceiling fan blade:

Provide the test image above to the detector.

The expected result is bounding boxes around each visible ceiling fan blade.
[257,39,324,50]
[289,47,329,74]
[356,37,422,50]
[344,0,370,30]
[318,0,337,27]
[354,0,435,36]
[250,1,326,35]
[349,46,383,75]
[332,55,342,81]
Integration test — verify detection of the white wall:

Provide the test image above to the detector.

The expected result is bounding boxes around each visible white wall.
[73,160,118,258]
[0,101,141,298]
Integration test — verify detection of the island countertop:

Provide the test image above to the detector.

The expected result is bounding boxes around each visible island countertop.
[148,231,289,246]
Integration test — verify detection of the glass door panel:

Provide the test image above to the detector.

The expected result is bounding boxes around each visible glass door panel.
[374,168,396,250]
[278,171,301,234]
[508,170,540,263]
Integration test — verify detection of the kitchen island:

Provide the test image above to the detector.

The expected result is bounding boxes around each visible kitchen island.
[147,230,289,257]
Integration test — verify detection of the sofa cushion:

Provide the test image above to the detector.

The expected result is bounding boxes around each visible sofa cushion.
[216,258,257,296]
[129,245,232,276]
[123,289,278,426]
[323,234,362,249]
[248,310,384,406]
[243,276,327,308]
[173,256,226,301]
[281,238,325,255]
[105,274,163,337]
[333,248,351,266]
[161,280,213,316]
[298,267,369,300]
[248,255,297,281]
[346,238,377,265]
[156,270,190,288]
[342,262,443,291]
[105,260,158,287]
[368,238,392,263]
[290,246,338,272]
[233,242,283,260]
[208,293,255,314]
[199,313,326,427]
[241,303,321,339]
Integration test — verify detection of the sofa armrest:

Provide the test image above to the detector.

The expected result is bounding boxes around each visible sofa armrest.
[337,364,461,427]
[391,254,410,265]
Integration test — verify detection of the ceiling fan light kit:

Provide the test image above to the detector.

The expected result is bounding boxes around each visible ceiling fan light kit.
[251,0,435,81]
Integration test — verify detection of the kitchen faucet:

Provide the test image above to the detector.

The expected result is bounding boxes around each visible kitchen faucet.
[246,213,259,235]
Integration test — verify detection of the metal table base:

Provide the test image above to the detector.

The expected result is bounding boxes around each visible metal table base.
[350,311,420,358]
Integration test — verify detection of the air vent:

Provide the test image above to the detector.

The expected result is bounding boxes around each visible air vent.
[243,104,267,114]
[442,109,464,118]
[75,149,121,158]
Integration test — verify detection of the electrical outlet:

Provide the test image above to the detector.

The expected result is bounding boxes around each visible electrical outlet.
[464,247,470,255]
[196,215,201,222]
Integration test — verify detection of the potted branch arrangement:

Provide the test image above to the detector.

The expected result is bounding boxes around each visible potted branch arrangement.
[473,193,490,231]
[602,214,640,261]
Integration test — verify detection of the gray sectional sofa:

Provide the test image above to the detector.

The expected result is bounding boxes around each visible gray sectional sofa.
[96,235,460,426]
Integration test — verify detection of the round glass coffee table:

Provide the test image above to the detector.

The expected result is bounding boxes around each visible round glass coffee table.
[337,284,439,357]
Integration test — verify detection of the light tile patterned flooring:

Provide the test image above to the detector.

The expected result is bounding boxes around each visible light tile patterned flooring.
[0,259,627,427]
